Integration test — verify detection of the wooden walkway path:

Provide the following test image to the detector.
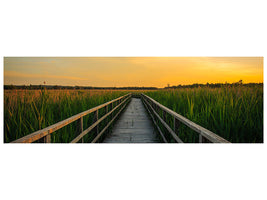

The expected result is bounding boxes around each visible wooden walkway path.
[103,98,159,143]
[11,93,230,143]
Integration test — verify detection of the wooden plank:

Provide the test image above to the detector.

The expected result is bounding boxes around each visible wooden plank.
[142,94,230,143]
[114,120,153,129]
[11,93,131,143]
[103,98,159,143]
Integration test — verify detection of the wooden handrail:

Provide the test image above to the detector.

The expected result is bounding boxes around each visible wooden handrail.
[141,93,230,143]
[10,92,229,143]
[71,95,131,143]
[142,97,168,143]
[91,99,129,143]
[11,93,131,143]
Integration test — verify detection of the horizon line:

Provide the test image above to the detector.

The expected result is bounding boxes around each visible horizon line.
[4,81,264,88]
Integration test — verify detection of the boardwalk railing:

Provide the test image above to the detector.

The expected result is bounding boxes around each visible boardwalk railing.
[11,93,132,143]
[141,94,230,143]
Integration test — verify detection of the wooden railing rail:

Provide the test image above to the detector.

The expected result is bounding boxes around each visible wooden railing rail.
[11,93,132,143]
[141,94,230,143]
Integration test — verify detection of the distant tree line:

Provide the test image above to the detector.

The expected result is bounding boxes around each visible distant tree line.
[164,80,263,89]
[4,84,158,90]
[4,81,263,90]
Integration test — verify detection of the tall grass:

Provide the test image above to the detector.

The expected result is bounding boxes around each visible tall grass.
[4,89,128,143]
[145,85,263,143]
[4,86,263,143]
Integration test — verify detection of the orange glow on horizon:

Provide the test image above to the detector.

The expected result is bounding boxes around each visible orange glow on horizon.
[4,57,263,87]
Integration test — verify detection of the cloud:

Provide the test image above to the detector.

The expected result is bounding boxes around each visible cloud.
[4,57,263,87]
[4,71,89,81]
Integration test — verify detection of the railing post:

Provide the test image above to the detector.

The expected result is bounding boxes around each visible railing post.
[94,110,99,135]
[45,134,51,143]
[173,117,180,136]
[199,135,209,143]
[105,105,108,119]
[154,103,158,115]
[155,105,159,114]
[199,134,203,143]
[163,110,167,122]
[111,102,114,119]
[105,105,109,130]
[40,134,51,143]
[77,116,83,143]
[155,104,159,124]
[152,102,155,110]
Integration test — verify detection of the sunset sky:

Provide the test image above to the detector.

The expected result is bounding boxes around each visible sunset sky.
[4,57,263,88]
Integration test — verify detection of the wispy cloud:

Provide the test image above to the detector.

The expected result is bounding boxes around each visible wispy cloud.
[4,57,263,87]
[4,71,88,81]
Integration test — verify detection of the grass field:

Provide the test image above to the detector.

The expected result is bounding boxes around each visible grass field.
[4,85,263,143]
[144,85,263,143]
[4,89,129,143]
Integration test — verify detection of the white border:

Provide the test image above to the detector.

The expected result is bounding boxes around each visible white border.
[1,1,266,200]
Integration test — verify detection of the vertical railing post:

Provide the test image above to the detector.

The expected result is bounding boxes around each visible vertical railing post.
[155,104,159,124]
[155,104,158,115]
[111,102,114,119]
[45,134,51,143]
[199,134,203,143]
[199,135,209,143]
[41,134,51,143]
[77,116,83,143]
[105,105,108,120]
[155,105,159,115]
[94,110,99,135]
[163,110,166,122]
[150,100,156,121]
[173,117,180,136]
[162,110,168,141]
[105,105,108,130]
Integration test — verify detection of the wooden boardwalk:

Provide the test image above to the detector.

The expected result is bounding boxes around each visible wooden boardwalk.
[11,93,230,143]
[103,98,159,143]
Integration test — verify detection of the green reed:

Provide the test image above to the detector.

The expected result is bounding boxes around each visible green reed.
[144,85,263,143]
[4,89,128,143]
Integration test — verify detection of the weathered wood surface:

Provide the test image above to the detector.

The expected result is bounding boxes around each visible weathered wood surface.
[103,98,159,143]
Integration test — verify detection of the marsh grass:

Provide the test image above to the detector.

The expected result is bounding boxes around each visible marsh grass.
[145,85,263,143]
[4,86,263,143]
[4,89,128,143]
